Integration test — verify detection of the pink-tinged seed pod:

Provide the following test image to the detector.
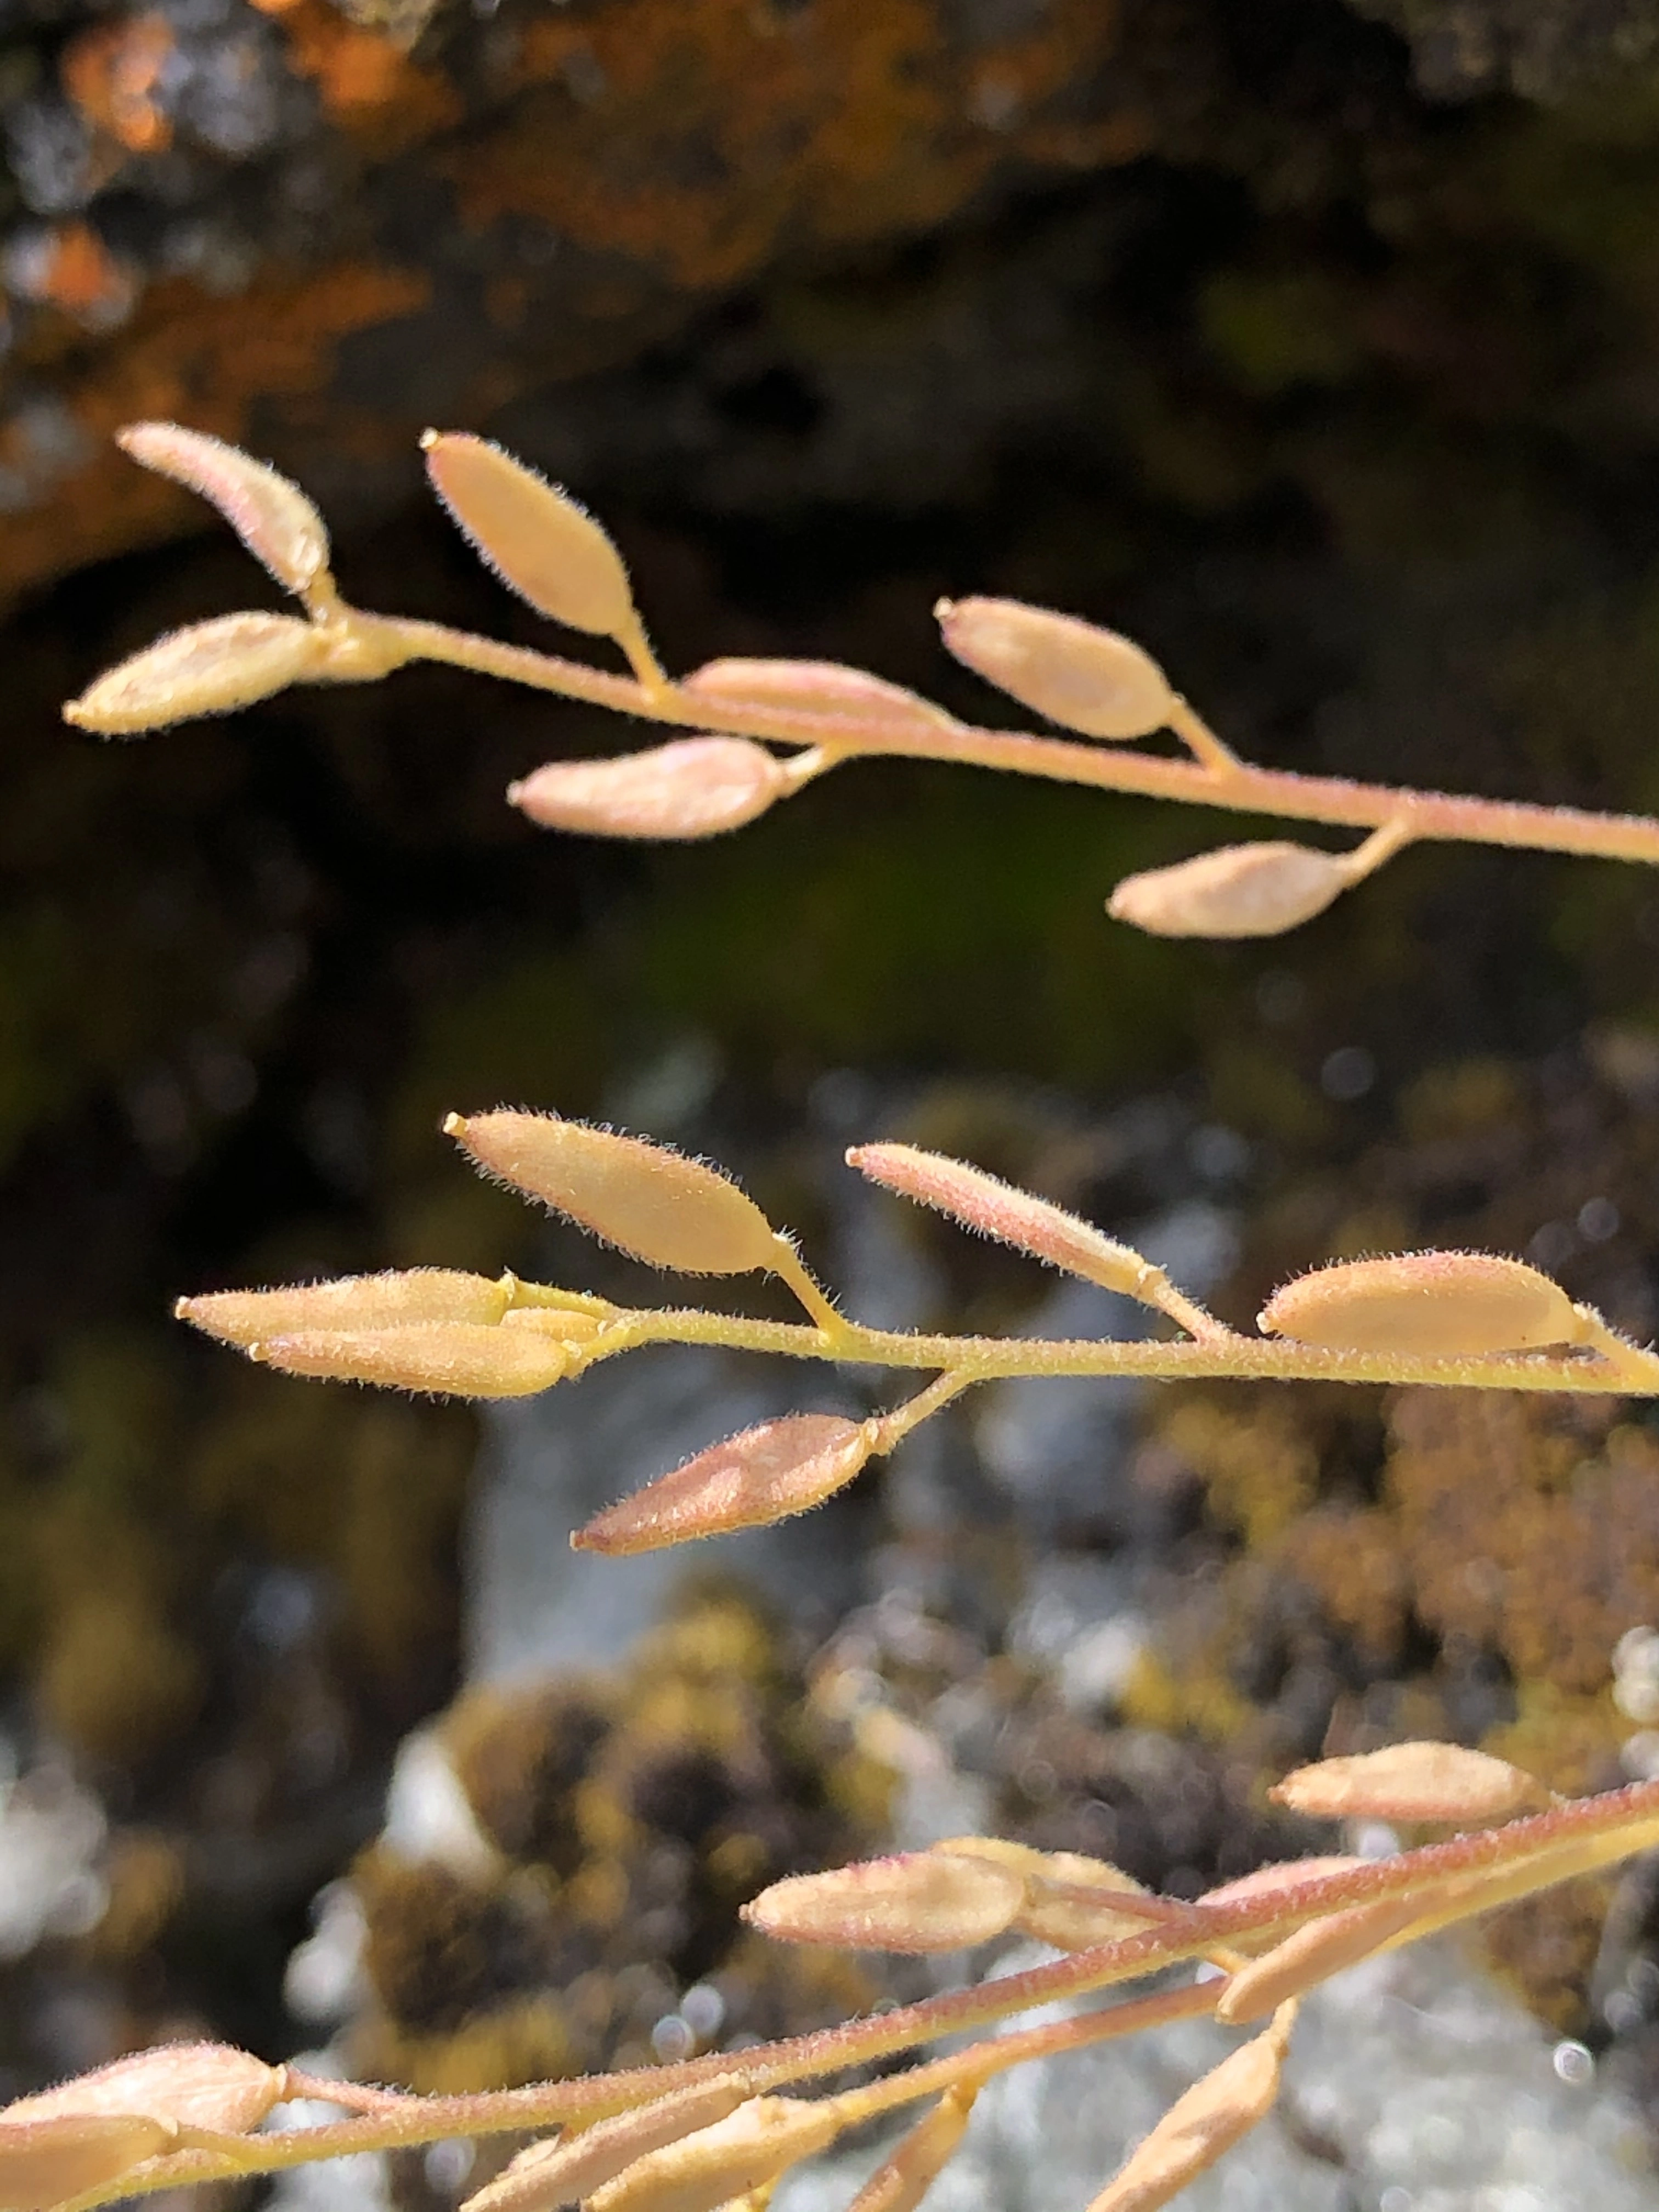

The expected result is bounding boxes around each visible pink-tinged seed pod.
[1199,1857,1368,1915]
[509,738,785,840]
[1107,843,1352,939]
[935,597,1173,740]
[445,1112,782,1276]
[422,433,636,640]
[586,2097,844,2212]
[847,1143,1161,1301]
[842,2089,975,2212]
[1215,1894,1435,2023]
[176,1270,510,1349]
[251,1323,572,1399]
[1081,2013,1291,2212]
[680,658,952,735]
[118,424,330,599]
[460,2083,750,2212]
[4,2041,285,2134]
[934,1839,1163,1949]
[1257,1252,1585,1358]
[743,1850,1025,1953]
[1269,1742,1553,1825]
[573,1415,871,1555]
[64,613,326,736]
[0,2113,175,2209]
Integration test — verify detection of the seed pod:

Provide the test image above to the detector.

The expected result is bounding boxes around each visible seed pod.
[935,597,1173,740]
[743,1850,1025,1953]
[0,2113,174,2209]
[1199,1857,1367,1914]
[118,423,330,599]
[587,2098,844,2212]
[934,1839,1162,1949]
[177,1270,510,1349]
[1257,1252,1586,1358]
[1082,2015,1291,2212]
[446,1112,782,1276]
[252,1323,572,1398]
[1269,1742,1553,1825]
[847,1143,1162,1301]
[509,738,784,840]
[5,2042,285,2134]
[680,658,952,735]
[573,1415,871,1556]
[460,2084,749,2212]
[1108,843,1353,939]
[842,2089,975,2212]
[1215,1895,1434,2023]
[64,613,325,736]
[422,433,636,640]
[499,1306,602,1344]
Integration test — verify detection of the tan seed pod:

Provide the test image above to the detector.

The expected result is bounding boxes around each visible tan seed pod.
[743,1850,1025,1953]
[586,2098,843,2212]
[1199,1856,1367,1913]
[1081,2014,1291,2212]
[422,432,636,640]
[1215,1894,1435,2022]
[64,613,325,736]
[251,1323,572,1399]
[509,738,785,840]
[446,1112,782,1276]
[573,1415,871,1556]
[680,658,952,735]
[5,2041,285,2134]
[1269,1741,1553,1826]
[935,597,1173,741]
[177,1269,510,1349]
[934,1838,1161,1949]
[118,423,330,598]
[499,1306,603,1343]
[1257,1252,1587,1358]
[1107,842,1353,939]
[0,2113,175,2209]
[847,1144,1163,1302]
[460,2083,750,2212]
[842,2089,975,2212]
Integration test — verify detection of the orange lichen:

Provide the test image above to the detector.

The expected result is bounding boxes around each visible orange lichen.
[61,15,175,155]
[9,224,136,328]
[249,0,460,149]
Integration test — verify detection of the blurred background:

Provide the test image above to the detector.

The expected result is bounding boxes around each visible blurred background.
[9,0,1659,2200]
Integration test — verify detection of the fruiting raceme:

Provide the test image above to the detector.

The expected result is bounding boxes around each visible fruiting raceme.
[585,2098,843,2212]
[680,657,954,735]
[572,1415,872,1555]
[118,422,331,600]
[1082,2010,1294,2212]
[743,1851,1025,1952]
[251,1323,573,1398]
[176,1269,511,1347]
[936,597,1173,740]
[1257,1252,1588,1357]
[422,432,639,642]
[1269,1742,1554,1825]
[509,738,785,839]
[445,1111,784,1276]
[459,2084,751,2212]
[64,613,326,735]
[1108,842,1353,939]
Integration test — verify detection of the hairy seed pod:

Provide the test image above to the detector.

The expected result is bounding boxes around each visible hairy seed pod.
[1257,1252,1585,1357]
[177,1270,510,1348]
[1199,1857,1367,1915]
[573,1415,871,1555]
[1269,1742,1553,1825]
[509,738,785,840]
[1082,2014,1291,2212]
[847,1143,1162,1300]
[1215,1895,1435,2022]
[680,658,952,734]
[460,2084,751,2212]
[118,423,330,598]
[743,1850,1025,1952]
[5,2042,285,2135]
[843,2089,976,2212]
[446,1111,782,1276]
[252,1323,572,1398]
[422,432,636,639]
[586,2098,843,2212]
[934,1839,1162,1949]
[1108,843,1352,939]
[0,2113,175,2209]
[935,597,1173,740]
[64,613,325,735]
